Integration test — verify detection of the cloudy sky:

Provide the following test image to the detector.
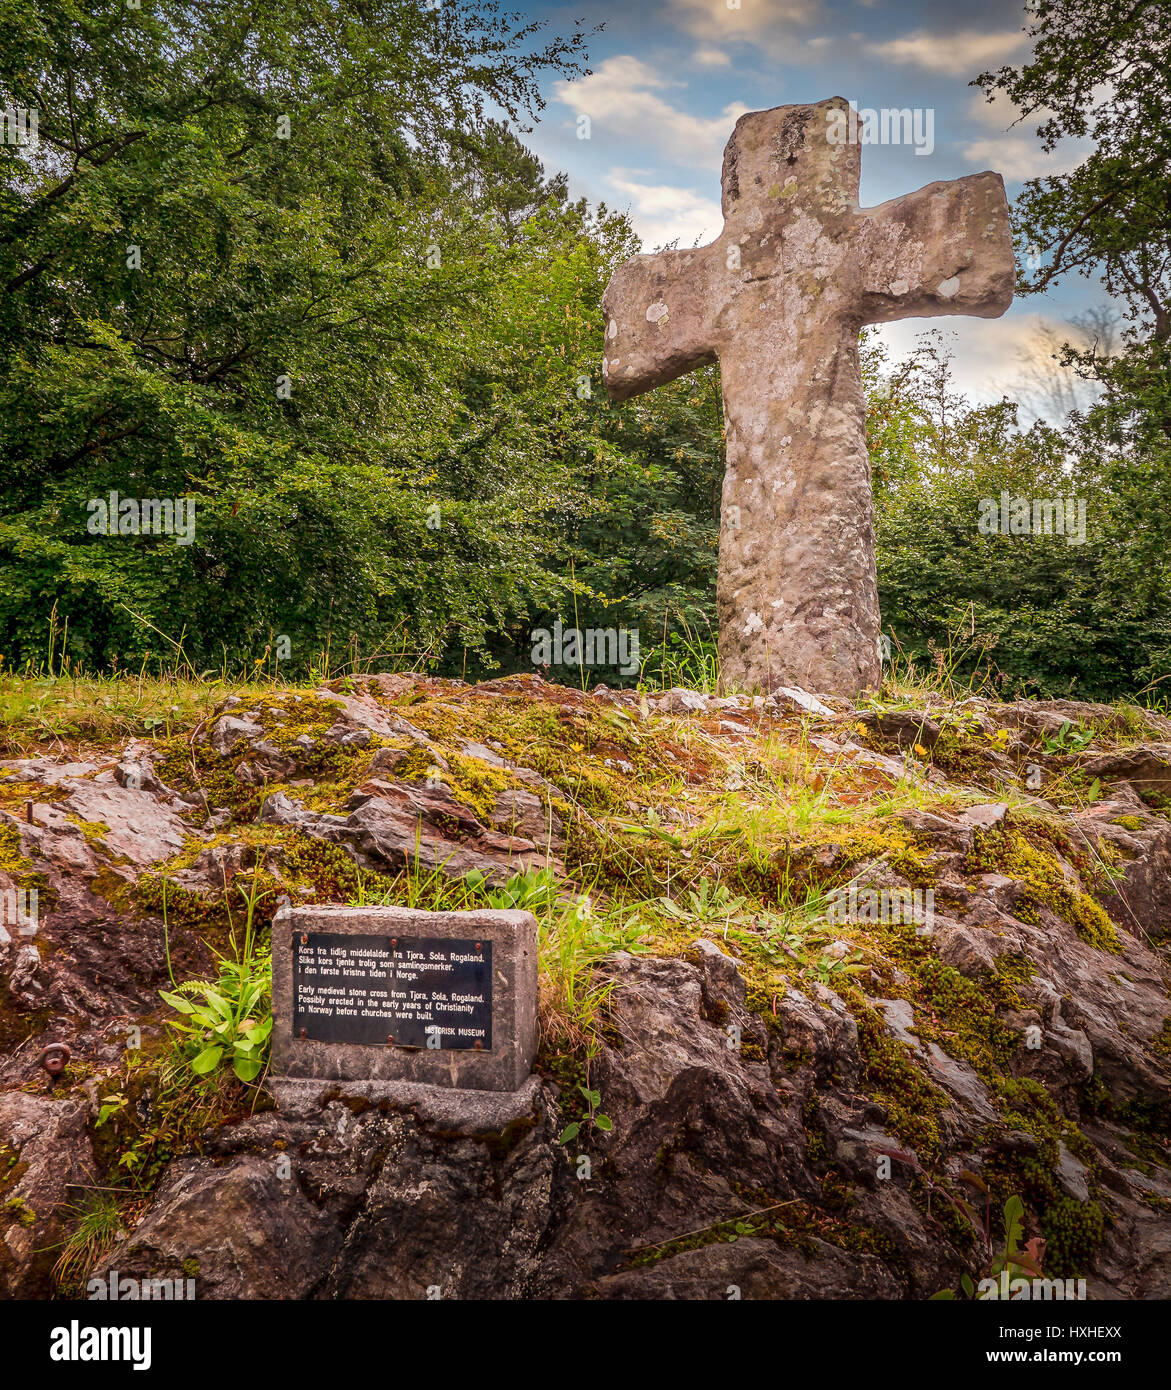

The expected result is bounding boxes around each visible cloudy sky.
[513,0,1106,412]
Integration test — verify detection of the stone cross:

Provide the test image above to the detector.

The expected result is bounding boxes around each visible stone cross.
[602,98,1015,697]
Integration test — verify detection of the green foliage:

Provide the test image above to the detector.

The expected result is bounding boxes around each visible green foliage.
[658,877,747,924]
[0,0,602,676]
[462,865,562,914]
[160,951,272,1083]
[158,848,274,1083]
[870,333,1171,699]
[973,0,1171,694]
[1041,720,1095,754]
[558,1085,612,1145]
[931,1193,1046,1299]
[50,1191,126,1296]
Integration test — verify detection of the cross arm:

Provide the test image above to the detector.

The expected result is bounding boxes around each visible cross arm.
[601,247,718,402]
[853,171,1015,325]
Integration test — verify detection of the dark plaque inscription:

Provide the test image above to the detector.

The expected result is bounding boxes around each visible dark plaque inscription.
[293,933,492,1050]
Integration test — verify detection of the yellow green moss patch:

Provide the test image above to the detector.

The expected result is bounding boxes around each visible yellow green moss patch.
[2,1196,36,1227]
[0,819,54,911]
[848,993,948,1162]
[966,823,1122,953]
[66,817,112,851]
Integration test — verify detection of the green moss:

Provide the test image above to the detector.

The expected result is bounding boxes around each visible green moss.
[976,1074,1106,1276]
[385,743,442,784]
[848,994,947,1162]
[133,830,387,952]
[927,724,1004,780]
[1041,1197,1106,1276]
[88,866,134,909]
[66,817,113,851]
[992,1076,1094,1162]
[991,952,1036,1005]
[153,694,379,821]
[966,824,1122,953]
[132,873,237,941]
[776,824,935,892]
[2,1196,35,1227]
[397,691,696,811]
[1111,815,1147,832]
[1119,1125,1171,1173]
[867,921,1023,1075]
[277,833,381,902]
[0,819,53,905]
[1153,1018,1171,1058]
[1065,894,1123,952]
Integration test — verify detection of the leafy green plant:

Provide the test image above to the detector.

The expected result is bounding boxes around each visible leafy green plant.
[160,951,272,1082]
[1042,720,1096,754]
[559,1084,612,1144]
[658,877,747,924]
[932,1193,1046,1299]
[809,949,868,986]
[158,835,274,1083]
[462,865,562,914]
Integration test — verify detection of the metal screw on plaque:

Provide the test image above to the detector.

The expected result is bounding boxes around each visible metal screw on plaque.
[474,1040,483,1051]
[386,1034,394,1045]
[38,1042,71,1078]
[475,942,481,951]
[301,934,308,945]
[390,938,397,948]
[299,1028,308,1039]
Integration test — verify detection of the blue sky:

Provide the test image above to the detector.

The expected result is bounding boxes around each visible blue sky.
[510,0,1106,413]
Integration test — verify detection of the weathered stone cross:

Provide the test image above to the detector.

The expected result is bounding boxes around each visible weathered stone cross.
[602,98,1015,696]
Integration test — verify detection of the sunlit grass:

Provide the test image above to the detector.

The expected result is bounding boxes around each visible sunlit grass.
[0,668,292,756]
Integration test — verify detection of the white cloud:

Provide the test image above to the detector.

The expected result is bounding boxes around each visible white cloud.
[873,314,1058,409]
[554,56,748,167]
[665,0,814,41]
[692,45,733,67]
[606,169,724,249]
[961,135,1083,182]
[962,88,1088,182]
[867,28,1028,76]
[967,86,1020,133]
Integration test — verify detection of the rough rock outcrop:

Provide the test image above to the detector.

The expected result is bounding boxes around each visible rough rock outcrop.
[2,678,1170,1300]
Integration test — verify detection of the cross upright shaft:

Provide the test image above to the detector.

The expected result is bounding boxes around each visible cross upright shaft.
[602,97,1015,696]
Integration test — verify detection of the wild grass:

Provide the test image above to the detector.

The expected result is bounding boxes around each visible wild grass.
[0,668,280,756]
[0,606,435,756]
[48,1190,130,1295]
[352,858,649,1065]
[639,610,722,694]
